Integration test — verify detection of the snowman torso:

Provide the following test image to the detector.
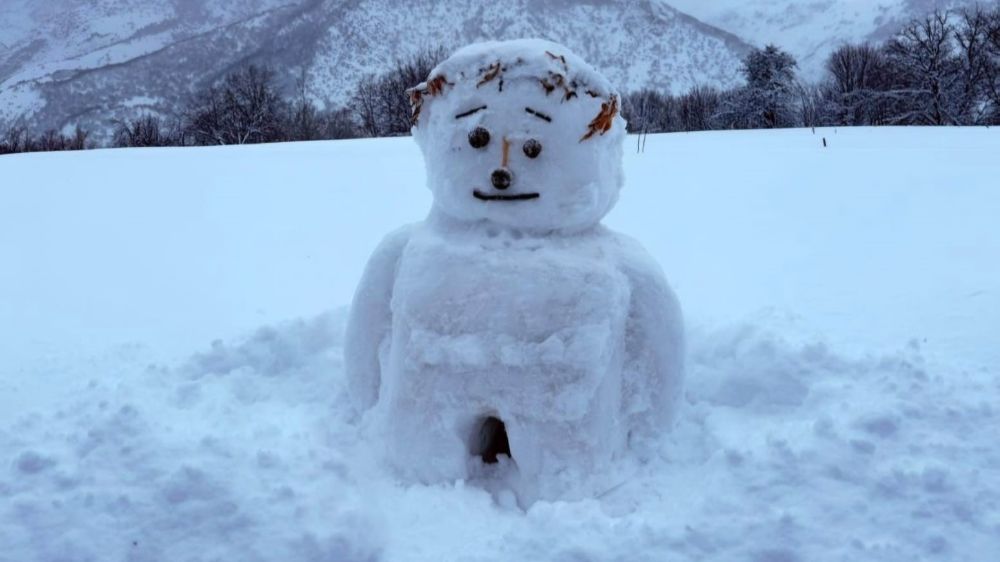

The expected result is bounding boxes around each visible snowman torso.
[342,40,684,500]
[386,224,630,421]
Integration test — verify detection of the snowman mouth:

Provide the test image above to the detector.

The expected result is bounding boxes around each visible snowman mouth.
[473,190,540,202]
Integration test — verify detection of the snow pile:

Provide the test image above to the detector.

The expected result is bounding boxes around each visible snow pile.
[348,40,682,503]
[1,126,998,560]
[1,311,385,562]
[2,310,996,561]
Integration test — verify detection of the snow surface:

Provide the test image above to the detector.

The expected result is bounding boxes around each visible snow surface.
[347,40,683,503]
[2,127,999,560]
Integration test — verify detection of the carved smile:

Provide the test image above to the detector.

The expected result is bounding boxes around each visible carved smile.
[473,190,540,202]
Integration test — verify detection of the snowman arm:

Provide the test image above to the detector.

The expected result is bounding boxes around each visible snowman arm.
[618,238,685,433]
[344,225,413,413]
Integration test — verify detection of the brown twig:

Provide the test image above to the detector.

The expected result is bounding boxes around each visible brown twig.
[477,62,502,87]
[580,95,619,142]
[545,51,568,70]
[408,74,450,125]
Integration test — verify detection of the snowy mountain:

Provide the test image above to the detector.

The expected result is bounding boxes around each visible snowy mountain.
[664,0,986,79]
[0,0,750,138]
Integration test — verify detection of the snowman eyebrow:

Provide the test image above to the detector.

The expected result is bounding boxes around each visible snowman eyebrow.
[455,105,487,119]
[525,107,552,122]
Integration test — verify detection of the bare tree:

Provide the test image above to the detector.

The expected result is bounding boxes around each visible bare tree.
[826,43,890,125]
[286,68,324,142]
[622,89,675,133]
[953,6,995,124]
[0,125,28,155]
[186,83,230,146]
[287,100,322,141]
[884,10,961,125]
[66,126,89,150]
[352,47,447,137]
[36,129,65,151]
[796,81,832,128]
[113,115,171,147]
[323,107,361,140]
[187,65,287,145]
[969,6,1000,124]
[353,75,382,138]
[676,86,721,131]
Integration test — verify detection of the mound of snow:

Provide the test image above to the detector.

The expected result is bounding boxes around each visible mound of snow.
[2,310,996,560]
[1,126,998,559]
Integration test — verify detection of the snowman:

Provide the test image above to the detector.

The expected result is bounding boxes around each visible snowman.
[344,39,684,501]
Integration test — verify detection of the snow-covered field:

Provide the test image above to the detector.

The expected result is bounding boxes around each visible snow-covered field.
[2,127,998,561]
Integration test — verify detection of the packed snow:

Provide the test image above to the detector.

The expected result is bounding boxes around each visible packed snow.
[2,126,999,561]
[348,40,683,503]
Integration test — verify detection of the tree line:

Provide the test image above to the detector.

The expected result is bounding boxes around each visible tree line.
[0,48,441,155]
[622,6,1000,133]
[3,7,999,156]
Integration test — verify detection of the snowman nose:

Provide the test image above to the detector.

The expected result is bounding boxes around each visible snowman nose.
[491,168,513,190]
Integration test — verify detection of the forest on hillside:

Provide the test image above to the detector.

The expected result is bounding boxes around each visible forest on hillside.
[3,7,999,155]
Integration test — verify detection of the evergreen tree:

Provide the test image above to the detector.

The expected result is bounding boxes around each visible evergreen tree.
[721,45,799,129]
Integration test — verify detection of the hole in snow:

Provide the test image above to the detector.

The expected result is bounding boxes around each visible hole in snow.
[475,416,511,464]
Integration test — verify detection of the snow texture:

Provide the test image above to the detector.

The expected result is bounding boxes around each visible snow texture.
[345,40,684,503]
[1,125,999,560]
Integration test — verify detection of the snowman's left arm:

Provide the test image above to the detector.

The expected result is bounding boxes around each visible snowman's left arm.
[616,236,685,433]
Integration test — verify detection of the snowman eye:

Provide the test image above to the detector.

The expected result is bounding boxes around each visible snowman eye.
[468,127,490,149]
[523,139,542,159]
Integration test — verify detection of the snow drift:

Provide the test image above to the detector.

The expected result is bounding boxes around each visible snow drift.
[1,126,998,560]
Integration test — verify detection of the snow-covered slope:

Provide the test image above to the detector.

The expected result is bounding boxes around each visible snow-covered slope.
[0,0,298,126]
[0,0,749,139]
[665,0,983,79]
[2,127,998,560]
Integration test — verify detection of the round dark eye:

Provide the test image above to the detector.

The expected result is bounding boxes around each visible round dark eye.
[523,139,542,159]
[468,127,490,149]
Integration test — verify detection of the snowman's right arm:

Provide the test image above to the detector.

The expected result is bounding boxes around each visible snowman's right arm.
[344,225,414,413]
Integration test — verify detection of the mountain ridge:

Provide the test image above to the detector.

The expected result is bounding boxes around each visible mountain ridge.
[0,0,752,139]
[663,0,985,79]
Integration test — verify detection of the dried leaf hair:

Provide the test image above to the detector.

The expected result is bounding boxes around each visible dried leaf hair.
[580,95,619,142]
[407,49,620,140]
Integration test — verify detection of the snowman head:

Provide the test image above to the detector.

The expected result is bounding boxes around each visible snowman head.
[409,39,626,234]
